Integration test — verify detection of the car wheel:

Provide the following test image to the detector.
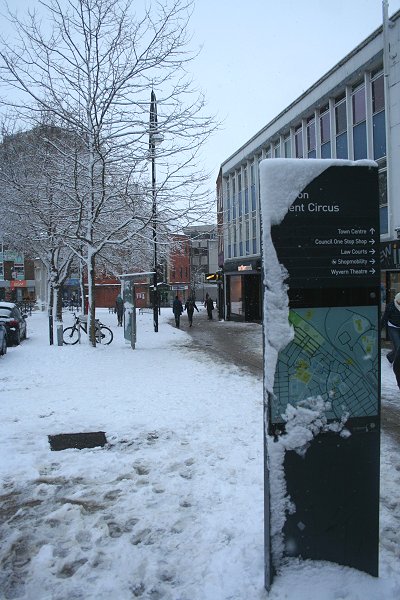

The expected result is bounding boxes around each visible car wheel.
[0,341,5,356]
[14,330,21,346]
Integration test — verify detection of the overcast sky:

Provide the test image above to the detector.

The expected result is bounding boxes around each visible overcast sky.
[190,0,400,186]
[2,0,400,194]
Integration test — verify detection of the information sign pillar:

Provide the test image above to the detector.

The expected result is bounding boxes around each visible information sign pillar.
[122,278,136,349]
[261,160,380,588]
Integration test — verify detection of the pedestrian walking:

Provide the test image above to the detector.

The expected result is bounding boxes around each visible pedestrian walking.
[115,294,124,326]
[184,297,199,327]
[381,292,400,388]
[172,295,183,328]
[205,295,214,320]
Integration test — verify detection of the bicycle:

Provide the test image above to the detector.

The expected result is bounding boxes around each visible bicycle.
[63,313,113,345]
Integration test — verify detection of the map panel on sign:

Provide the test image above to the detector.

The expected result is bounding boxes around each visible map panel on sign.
[272,306,379,423]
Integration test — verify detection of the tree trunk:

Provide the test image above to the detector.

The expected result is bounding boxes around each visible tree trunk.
[79,261,85,314]
[88,251,96,347]
[48,283,54,345]
[53,285,64,346]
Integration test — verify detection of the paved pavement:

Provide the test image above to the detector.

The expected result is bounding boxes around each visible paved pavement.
[173,311,263,378]
[172,311,400,446]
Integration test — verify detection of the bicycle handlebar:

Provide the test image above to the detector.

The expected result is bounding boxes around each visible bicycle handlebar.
[71,313,102,326]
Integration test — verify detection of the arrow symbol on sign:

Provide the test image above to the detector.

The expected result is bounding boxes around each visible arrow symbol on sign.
[370,228,375,234]
[369,249,376,254]
[369,239,375,244]
[369,259,376,264]
[332,259,337,264]
[369,268,376,274]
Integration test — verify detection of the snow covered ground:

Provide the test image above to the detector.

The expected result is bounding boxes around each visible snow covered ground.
[0,308,399,600]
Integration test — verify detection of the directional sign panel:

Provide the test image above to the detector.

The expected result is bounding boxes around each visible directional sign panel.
[271,165,379,289]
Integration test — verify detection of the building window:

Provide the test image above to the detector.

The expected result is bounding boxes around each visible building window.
[372,71,384,112]
[284,135,291,158]
[372,72,386,160]
[232,178,236,220]
[274,142,280,158]
[307,116,316,158]
[335,95,347,133]
[335,95,348,159]
[250,162,256,211]
[295,126,303,158]
[379,167,388,234]
[252,217,257,254]
[238,173,242,217]
[352,83,366,122]
[266,146,271,159]
[352,83,367,159]
[320,104,331,158]
[226,180,231,223]
[244,166,249,214]
[244,187,249,214]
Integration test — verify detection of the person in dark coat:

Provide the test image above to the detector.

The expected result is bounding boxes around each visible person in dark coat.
[172,295,183,328]
[205,295,214,320]
[184,297,199,327]
[115,294,124,326]
[381,292,400,388]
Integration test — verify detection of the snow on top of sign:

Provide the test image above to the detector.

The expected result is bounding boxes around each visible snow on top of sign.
[259,158,376,226]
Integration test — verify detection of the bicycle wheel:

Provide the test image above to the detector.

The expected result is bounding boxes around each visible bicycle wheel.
[63,326,80,345]
[97,326,113,345]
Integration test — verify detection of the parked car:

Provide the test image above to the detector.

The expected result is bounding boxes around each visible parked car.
[0,302,28,346]
[0,323,7,356]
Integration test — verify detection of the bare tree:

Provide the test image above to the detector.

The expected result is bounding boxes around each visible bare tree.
[0,124,80,343]
[0,0,216,345]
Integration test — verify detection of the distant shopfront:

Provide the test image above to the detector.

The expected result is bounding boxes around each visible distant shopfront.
[381,239,400,306]
[224,259,262,322]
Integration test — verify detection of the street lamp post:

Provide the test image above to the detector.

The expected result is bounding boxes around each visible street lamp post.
[149,90,163,332]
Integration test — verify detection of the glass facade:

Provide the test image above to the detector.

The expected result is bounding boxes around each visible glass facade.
[320,108,330,143]
[320,105,331,158]
[238,173,242,217]
[336,132,348,159]
[352,84,367,160]
[307,117,316,158]
[284,135,291,157]
[379,167,388,234]
[295,126,303,158]
[372,73,386,160]
[223,61,390,272]
[353,121,367,159]
[335,96,348,158]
